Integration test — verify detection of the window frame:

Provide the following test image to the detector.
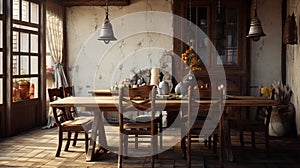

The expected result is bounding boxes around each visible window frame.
[12,0,41,102]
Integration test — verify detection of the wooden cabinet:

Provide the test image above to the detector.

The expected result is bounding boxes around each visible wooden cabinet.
[173,0,249,96]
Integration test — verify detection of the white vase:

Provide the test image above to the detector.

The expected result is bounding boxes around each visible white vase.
[269,110,286,136]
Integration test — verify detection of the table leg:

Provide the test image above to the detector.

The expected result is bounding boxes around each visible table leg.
[97,112,108,149]
[219,115,224,166]
[86,111,108,161]
[86,112,99,161]
[219,104,235,164]
[223,119,234,162]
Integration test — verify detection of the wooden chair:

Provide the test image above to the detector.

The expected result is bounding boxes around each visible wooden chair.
[62,86,94,147]
[229,86,274,149]
[134,85,163,149]
[181,86,219,167]
[118,86,158,168]
[48,87,93,157]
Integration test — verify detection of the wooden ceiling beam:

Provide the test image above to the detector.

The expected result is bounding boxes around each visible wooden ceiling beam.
[58,0,130,7]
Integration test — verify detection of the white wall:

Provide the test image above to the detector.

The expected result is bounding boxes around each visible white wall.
[250,0,282,94]
[287,0,300,135]
[66,0,173,96]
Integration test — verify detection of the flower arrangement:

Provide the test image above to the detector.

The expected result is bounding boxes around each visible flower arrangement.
[181,41,202,71]
[261,85,273,98]
[272,81,292,105]
[46,65,55,75]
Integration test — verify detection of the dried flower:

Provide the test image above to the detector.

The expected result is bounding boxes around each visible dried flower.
[181,41,202,71]
[46,65,55,75]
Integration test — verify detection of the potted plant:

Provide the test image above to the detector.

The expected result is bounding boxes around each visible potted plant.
[269,81,295,136]
[16,78,30,100]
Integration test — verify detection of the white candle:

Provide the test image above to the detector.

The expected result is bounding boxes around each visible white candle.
[150,67,160,86]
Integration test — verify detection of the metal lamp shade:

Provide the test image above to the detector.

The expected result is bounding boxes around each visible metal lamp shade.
[246,17,266,41]
[98,19,117,44]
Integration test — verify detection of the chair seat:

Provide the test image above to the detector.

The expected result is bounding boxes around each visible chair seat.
[124,122,152,129]
[135,114,160,123]
[74,116,94,122]
[62,117,93,127]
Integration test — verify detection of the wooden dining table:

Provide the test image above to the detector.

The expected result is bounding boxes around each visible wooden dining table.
[49,93,278,164]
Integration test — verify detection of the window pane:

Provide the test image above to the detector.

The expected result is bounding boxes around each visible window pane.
[0,52,2,74]
[13,55,19,75]
[30,34,38,53]
[0,21,2,48]
[30,56,38,74]
[13,0,20,20]
[31,3,39,24]
[20,32,29,52]
[20,56,29,74]
[13,31,19,52]
[21,0,29,22]
[0,78,2,104]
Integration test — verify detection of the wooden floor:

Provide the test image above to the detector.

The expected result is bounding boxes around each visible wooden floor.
[0,126,300,168]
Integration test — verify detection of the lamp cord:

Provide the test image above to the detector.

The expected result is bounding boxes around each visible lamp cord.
[188,0,193,46]
[254,0,257,17]
[105,0,109,20]
[218,0,221,15]
[189,0,191,23]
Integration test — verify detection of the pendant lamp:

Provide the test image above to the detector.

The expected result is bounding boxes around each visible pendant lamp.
[246,0,266,41]
[98,0,117,44]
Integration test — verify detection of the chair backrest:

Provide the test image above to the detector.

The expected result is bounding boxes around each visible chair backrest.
[63,86,74,97]
[128,85,155,100]
[48,87,64,102]
[48,87,67,127]
[187,86,194,129]
[118,85,157,133]
[187,86,198,121]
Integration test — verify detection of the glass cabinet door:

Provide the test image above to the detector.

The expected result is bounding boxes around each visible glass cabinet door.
[185,6,210,69]
[216,8,238,65]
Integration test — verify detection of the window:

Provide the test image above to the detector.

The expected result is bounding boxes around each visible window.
[12,0,40,102]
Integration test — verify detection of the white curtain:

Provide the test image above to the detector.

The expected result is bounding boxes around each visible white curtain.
[46,0,68,88]
[44,0,68,128]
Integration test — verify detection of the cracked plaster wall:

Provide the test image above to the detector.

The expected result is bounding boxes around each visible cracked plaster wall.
[287,0,300,135]
[66,0,173,95]
[250,0,282,92]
